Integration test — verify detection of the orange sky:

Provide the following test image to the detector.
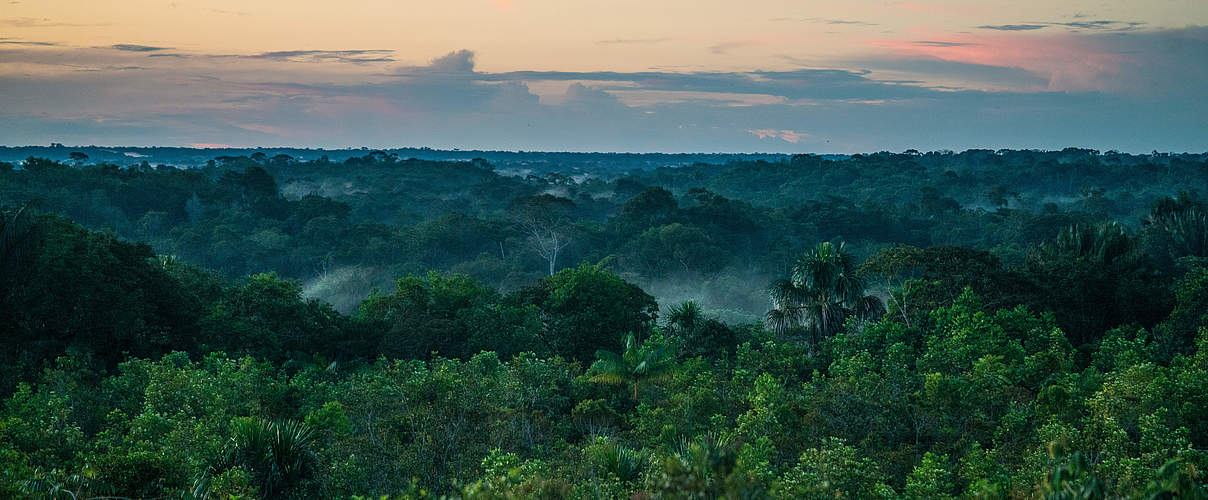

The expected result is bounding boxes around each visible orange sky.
[5,0,1205,73]
[1,1,1205,151]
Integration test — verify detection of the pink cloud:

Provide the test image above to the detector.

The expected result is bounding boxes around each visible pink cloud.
[871,32,1131,93]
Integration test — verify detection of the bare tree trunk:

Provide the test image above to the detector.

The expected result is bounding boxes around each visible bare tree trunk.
[549,233,559,275]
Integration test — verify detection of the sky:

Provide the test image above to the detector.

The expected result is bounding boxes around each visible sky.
[0,0,1206,153]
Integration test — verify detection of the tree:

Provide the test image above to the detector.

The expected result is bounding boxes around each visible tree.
[208,418,319,500]
[67,152,88,165]
[628,223,731,277]
[524,263,659,362]
[1027,222,1170,348]
[356,272,541,359]
[918,186,960,217]
[987,184,1015,209]
[859,244,924,326]
[905,452,955,500]
[0,206,40,278]
[219,165,280,204]
[666,300,703,334]
[1153,267,1208,359]
[200,272,348,361]
[773,437,893,499]
[1043,222,1135,266]
[589,332,675,401]
[665,300,739,359]
[1149,205,1208,261]
[767,242,884,346]
[510,195,577,276]
[613,186,678,235]
[648,435,767,499]
[0,214,204,390]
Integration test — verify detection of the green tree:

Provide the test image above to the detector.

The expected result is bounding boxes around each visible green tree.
[859,244,924,326]
[767,242,884,346]
[629,223,731,277]
[589,332,675,401]
[906,452,955,500]
[200,272,348,361]
[612,186,679,236]
[522,263,658,361]
[665,300,740,359]
[773,437,893,499]
[358,272,542,359]
[208,418,319,500]
[648,435,767,499]
[1027,222,1171,348]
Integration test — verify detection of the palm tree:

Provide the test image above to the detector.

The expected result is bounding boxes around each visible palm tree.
[19,466,111,500]
[587,439,650,483]
[1148,207,1208,260]
[204,418,318,500]
[589,332,675,401]
[767,242,884,345]
[666,300,703,335]
[1045,222,1136,266]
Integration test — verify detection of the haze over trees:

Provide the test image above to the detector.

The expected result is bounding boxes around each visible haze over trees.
[2,148,1208,498]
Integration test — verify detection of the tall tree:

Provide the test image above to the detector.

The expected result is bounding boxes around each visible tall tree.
[767,241,884,346]
[510,194,576,276]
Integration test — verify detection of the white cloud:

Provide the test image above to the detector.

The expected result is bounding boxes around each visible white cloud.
[747,129,809,143]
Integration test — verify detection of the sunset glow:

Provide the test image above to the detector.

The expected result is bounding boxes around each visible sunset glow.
[1,0,1205,151]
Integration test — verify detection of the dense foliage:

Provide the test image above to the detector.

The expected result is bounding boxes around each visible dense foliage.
[2,149,1207,498]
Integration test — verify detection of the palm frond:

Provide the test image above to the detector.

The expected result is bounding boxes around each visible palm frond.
[770,241,881,341]
[667,300,702,332]
[765,307,802,335]
[768,279,807,309]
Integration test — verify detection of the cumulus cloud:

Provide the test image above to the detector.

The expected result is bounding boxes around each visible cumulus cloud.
[418,49,476,73]
[563,83,622,107]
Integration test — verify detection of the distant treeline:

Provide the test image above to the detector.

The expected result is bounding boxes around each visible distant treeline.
[0,145,793,174]
[1,149,1204,317]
